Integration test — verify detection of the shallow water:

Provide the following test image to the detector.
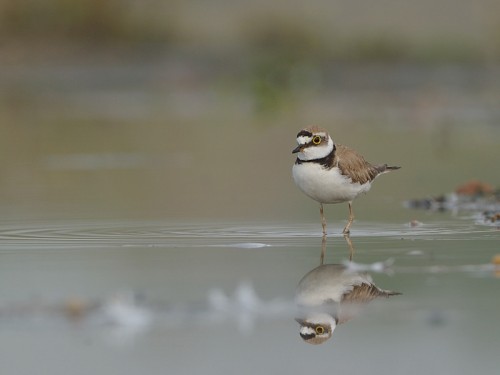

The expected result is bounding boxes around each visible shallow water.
[0,217,498,375]
[1,60,500,373]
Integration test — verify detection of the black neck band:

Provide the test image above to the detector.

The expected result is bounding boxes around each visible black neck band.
[295,145,336,169]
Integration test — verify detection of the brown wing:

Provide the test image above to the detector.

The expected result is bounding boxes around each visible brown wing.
[334,144,381,184]
[337,283,400,324]
[342,283,394,303]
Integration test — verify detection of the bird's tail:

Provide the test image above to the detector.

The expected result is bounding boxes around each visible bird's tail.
[382,289,402,297]
[386,165,401,171]
[374,164,401,175]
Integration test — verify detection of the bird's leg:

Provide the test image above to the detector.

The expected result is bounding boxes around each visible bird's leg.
[342,202,354,234]
[320,203,327,237]
[320,234,326,265]
[343,233,354,261]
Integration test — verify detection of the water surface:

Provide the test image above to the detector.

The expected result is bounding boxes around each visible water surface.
[0,217,498,375]
[1,60,500,374]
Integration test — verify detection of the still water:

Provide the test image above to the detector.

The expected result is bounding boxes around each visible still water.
[0,216,498,375]
[1,62,500,374]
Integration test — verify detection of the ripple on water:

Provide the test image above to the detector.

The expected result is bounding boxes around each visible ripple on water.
[0,219,495,251]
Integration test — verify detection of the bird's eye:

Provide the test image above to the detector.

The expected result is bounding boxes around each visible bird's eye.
[315,326,325,335]
[312,136,321,145]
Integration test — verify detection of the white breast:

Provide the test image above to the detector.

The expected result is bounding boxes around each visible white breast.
[295,265,373,306]
[292,162,371,204]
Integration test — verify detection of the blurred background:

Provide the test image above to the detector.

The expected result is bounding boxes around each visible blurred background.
[1,0,500,222]
[1,3,500,375]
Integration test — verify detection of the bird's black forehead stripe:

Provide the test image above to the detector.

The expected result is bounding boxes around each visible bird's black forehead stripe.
[297,130,312,138]
[300,332,315,341]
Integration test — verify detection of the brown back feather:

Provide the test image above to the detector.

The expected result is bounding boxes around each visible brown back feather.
[335,144,400,184]
[337,283,401,324]
[334,145,379,184]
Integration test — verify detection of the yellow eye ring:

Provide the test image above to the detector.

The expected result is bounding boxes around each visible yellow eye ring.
[312,136,321,145]
[315,326,325,335]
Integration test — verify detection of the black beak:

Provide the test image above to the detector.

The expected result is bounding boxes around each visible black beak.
[292,145,302,154]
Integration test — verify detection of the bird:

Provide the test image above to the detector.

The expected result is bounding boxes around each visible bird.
[292,125,400,236]
[295,264,401,345]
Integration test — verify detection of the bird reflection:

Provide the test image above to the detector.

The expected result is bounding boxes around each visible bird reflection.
[296,236,401,345]
[320,233,354,264]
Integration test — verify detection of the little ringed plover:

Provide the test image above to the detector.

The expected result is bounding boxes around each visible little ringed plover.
[295,264,401,344]
[292,125,400,235]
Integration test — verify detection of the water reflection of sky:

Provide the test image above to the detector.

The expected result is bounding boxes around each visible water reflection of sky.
[0,220,498,374]
[1,2,500,372]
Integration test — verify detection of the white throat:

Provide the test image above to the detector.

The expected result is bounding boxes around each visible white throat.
[297,135,334,161]
[304,312,336,327]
